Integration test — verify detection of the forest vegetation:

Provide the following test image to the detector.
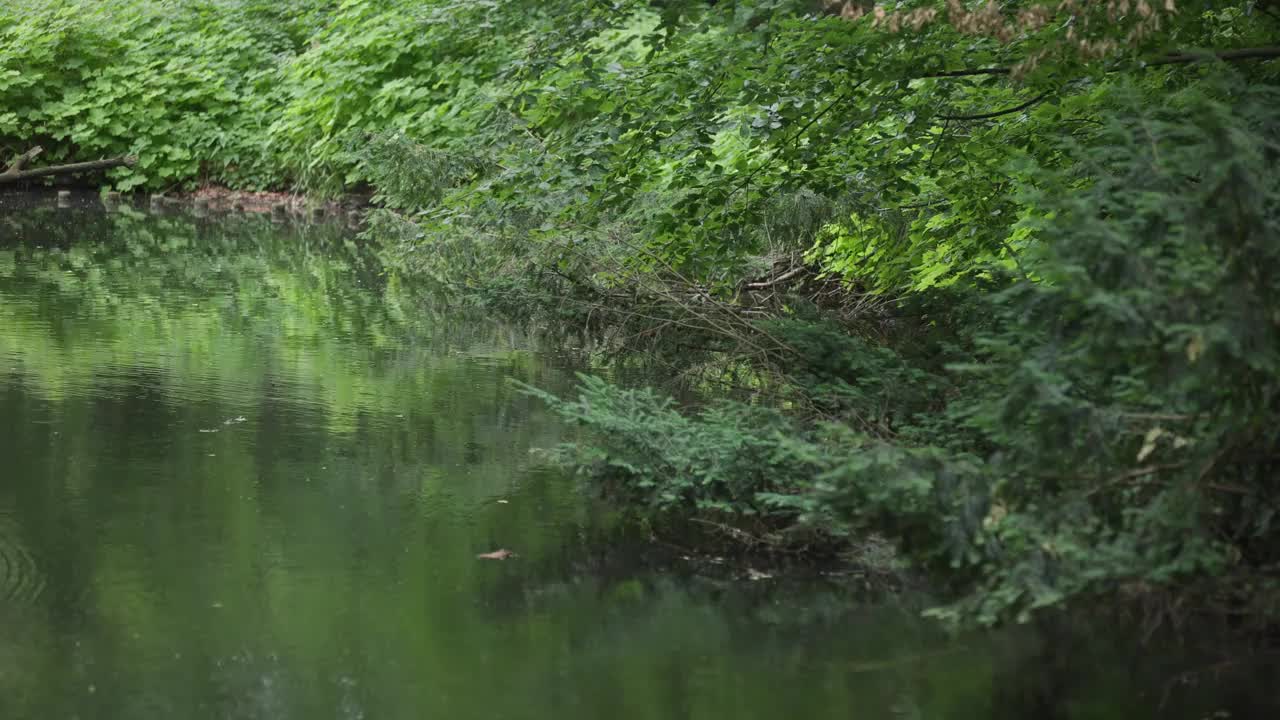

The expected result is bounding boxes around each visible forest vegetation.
[2,0,1279,630]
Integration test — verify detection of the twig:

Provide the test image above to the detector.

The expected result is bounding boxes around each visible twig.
[1085,462,1187,497]
[1118,412,1195,422]
[920,67,1013,79]
[742,265,808,290]
[690,518,771,546]
[1151,47,1280,66]
[926,119,951,167]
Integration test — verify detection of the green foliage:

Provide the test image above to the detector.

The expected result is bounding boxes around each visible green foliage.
[935,73,1280,625]
[364,1,1271,288]
[522,374,819,519]
[0,0,338,190]
[265,0,531,193]
[530,74,1280,627]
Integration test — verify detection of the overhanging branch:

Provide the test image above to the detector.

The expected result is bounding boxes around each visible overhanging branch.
[940,89,1054,121]
[919,45,1280,80]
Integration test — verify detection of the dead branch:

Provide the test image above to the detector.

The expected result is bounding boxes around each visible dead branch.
[743,265,809,290]
[0,148,137,184]
[3,145,43,176]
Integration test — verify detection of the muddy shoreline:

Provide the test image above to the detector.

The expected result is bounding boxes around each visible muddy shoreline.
[1,184,372,225]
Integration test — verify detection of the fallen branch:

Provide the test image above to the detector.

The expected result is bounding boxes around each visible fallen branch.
[743,265,808,290]
[2,145,43,176]
[0,148,137,184]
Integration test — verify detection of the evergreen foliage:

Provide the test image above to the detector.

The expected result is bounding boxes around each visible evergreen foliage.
[531,75,1280,626]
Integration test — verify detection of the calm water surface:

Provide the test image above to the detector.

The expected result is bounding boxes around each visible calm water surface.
[1,194,1275,719]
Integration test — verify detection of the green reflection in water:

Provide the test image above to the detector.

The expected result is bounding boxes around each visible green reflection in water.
[0,195,1274,719]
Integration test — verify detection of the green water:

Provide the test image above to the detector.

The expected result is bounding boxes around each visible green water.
[0,193,1274,719]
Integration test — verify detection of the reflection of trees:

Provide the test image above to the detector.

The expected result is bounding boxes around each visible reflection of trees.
[0,202,542,427]
[0,203,579,718]
[2,203,1272,720]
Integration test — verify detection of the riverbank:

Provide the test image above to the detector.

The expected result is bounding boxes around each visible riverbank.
[189,186,368,217]
[2,185,369,227]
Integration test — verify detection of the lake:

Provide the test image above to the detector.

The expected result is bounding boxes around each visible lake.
[0,192,1273,719]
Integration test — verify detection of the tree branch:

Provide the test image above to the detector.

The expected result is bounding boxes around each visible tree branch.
[0,151,136,184]
[1150,46,1280,66]
[742,264,808,290]
[940,90,1054,121]
[920,66,1012,79]
[918,45,1280,80]
[2,146,44,176]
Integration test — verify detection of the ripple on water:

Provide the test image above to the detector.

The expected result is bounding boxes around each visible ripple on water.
[0,517,47,605]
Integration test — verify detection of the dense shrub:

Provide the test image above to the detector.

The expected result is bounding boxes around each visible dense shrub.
[532,77,1280,626]
[0,1,339,190]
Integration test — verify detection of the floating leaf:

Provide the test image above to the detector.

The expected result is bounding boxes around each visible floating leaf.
[476,549,517,560]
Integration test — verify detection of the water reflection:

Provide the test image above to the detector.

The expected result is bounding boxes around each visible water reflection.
[0,194,1275,719]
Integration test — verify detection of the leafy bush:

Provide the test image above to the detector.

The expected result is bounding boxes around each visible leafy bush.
[523,374,818,517]
[530,74,1280,627]
[265,1,522,193]
[0,1,338,190]
[937,74,1280,625]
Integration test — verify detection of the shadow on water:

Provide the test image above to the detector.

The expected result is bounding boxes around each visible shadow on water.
[0,191,1277,719]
